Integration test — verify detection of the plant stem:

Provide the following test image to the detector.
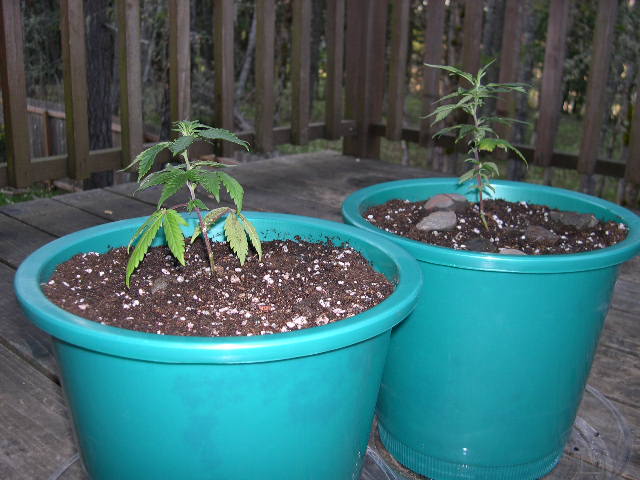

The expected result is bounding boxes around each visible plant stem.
[182,152,215,270]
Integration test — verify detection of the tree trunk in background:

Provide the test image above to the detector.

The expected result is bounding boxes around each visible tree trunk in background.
[481,0,505,117]
[84,0,115,189]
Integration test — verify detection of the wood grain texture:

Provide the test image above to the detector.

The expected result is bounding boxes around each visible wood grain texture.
[291,0,311,145]
[461,0,483,76]
[60,0,90,180]
[169,0,191,123]
[0,198,107,237]
[386,0,410,141]
[0,213,56,268]
[52,189,156,221]
[0,344,80,480]
[117,0,144,167]
[534,0,570,172]
[0,263,57,379]
[255,0,276,152]
[0,0,31,187]
[324,0,345,140]
[213,0,236,156]
[577,0,618,190]
[420,0,446,144]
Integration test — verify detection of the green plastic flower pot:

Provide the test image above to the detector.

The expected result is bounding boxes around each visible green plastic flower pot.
[342,178,640,480]
[14,212,422,480]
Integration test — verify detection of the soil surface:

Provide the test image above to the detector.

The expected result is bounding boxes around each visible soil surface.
[365,198,629,255]
[43,240,394,337]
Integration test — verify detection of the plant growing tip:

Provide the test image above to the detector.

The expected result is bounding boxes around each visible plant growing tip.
[123,121,261,287]
[426,60,530,228]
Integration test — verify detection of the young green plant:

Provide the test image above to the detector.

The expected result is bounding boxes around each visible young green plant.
[426,60,529,228]
[123,120,262,287]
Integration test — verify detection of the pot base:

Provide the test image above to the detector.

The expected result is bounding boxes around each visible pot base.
[378,423,562,480]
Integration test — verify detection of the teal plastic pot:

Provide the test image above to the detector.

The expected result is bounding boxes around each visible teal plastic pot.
[14,212,422,480]
[342,179,640,480]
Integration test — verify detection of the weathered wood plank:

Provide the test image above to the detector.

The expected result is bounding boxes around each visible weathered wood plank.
[291,0,311,145]
[611,278,640,314]
[461,0,483,76]
[213,0,235,156]
[588,344,639,411]
[0,198,107,238]
[0,213,57,268]
[255,0,276,153]
[577,0,619,194]
[52,189,156,221]
[0,0,31,188]
[60,0,90,180]
[0,263,57,379]
[386,0,410,141]
[169,0,191,123]
[343,0,388,159]
[533,0,570,184]
[324,0,345,140]
[0,344,81,480]
[600,308,640,356]
[117,0,144,167]
[625,81,640,185]
[420,0,446,145]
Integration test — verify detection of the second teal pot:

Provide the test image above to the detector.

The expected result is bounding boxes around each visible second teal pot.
[342,178,640,480]
[15,212,422,480]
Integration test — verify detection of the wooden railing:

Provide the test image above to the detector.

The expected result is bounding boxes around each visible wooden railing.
[0,0,639,203]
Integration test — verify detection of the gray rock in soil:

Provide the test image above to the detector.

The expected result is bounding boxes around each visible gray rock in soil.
[416,210,457,232]
[466,236,499,253]
[151,276,171,294]
[499,248,526,255]
[424,193,468,213]
[549,210,599,230]
[524,225,560,245]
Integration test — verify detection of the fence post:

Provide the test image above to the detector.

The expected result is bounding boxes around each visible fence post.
[577,0,618,194]
[533,0,570,185]
[623,90,640,204]
[117,0,143,167]
[255,0,276,153]
[343,0,388,159]
[291,0,311,145]
[213,0,236,157]
[0,0,31,187]
[60,0,90,180]
[325,0,345,140]
[386,0,410,141]
[169,0,191,124]
[420,0,446,146]
[461,0,483,77]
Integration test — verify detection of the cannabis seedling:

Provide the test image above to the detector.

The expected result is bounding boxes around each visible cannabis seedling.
[427,60,529,227]
[123,120,262,287]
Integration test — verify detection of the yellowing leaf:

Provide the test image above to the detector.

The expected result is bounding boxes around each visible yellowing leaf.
[224,212,248,265]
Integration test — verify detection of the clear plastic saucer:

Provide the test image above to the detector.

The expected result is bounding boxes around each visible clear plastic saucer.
[363,385,633,480]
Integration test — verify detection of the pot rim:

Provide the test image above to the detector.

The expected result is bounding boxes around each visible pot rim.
[342,178,640,273]
[14,212,422,364]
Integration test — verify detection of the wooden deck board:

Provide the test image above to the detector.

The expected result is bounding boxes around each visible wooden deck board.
[0,344,81,479]
[0,152,638,479]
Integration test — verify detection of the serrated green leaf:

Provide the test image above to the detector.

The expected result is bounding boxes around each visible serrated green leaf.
[459,169,476,184]
[478,137,510,152]
[162,209,187,266]
[136,169,178,193]
[238,213,262,260]
[218,172,244,211]
[190,207,231,243]
[157,170,189,208]
[198,128,250,151]
[187,198,208,212]
[126,213,164,287]
[425,63,474,84]
[123,142,171,180]
[224,212,249,265]
[192,169,221,201]
[169,135,196,156]
[483,161,500,175]
[127,210,163,252]
[190,160,228,169]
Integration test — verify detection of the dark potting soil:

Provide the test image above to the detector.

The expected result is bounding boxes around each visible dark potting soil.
[43,240,394,337]
[364,198,629,255]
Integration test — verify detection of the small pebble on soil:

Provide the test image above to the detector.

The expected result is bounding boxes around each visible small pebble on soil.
[43,240,394,337]
[365,195,628,255]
